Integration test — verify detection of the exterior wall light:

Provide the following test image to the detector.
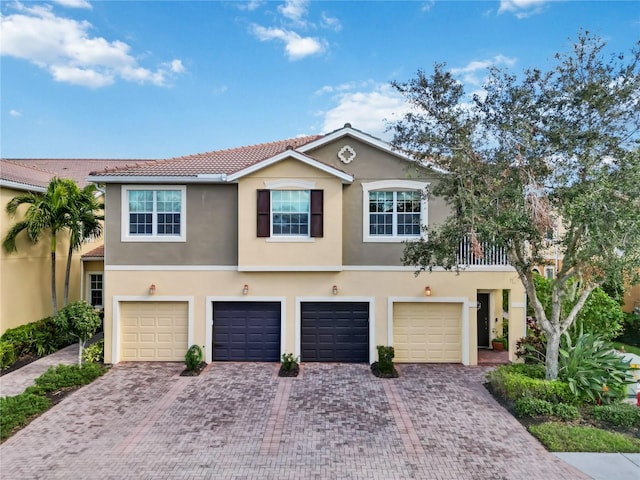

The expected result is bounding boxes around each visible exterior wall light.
[243,284,249,295]
[149,284,156,295]
[425,286,432,297]
[332,285,338,295]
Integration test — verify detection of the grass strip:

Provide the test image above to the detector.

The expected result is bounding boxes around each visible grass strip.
[529,422,640,453]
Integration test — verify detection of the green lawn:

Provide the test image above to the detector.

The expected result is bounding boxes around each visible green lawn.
[529,423,640,453]
[613,342,640,357]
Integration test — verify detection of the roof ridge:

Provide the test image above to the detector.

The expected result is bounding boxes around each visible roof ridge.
[171,134,322,160]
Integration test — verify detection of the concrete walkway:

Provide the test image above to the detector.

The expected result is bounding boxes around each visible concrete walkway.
[0,348,638,479]
[0,342,78,397]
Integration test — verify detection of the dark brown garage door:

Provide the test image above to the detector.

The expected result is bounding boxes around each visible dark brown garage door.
[213,302,281,361]
[301,302,369,362]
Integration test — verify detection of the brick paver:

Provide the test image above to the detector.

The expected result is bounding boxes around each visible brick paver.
[0,362,588,479]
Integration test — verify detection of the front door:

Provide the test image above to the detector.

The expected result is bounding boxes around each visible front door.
[477,293,490,348]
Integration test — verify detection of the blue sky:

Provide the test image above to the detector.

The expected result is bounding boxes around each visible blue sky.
[1,0,639,159]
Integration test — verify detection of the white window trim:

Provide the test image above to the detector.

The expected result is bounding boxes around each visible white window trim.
[121,185,186,242]
[270,188,311,239]
[544,266,555,279]
[362,180,428,243]
[85,271,104,309]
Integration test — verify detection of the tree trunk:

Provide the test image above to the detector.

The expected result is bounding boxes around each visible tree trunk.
[51,248,58,316]
[64,242,73,307]
[545,329,561,380]
[78,339,85,365]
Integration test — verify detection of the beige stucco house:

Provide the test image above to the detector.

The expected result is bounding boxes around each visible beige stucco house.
[0,159,130,334]
[90,125,526,366]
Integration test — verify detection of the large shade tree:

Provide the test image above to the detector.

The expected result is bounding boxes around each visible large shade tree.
[390,32,640,379]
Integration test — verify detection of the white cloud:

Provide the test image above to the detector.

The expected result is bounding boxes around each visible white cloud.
[450,54,517,86]
[320,12,342,32]
[52,0,92,8]
[251,25,326,60]
[0,4,185,88]
[320,84,409,140]
[278,0,308,26]
[9,109,23,117]
[237,1,264,11]
[498,0,549,18]
[421,1,436,12]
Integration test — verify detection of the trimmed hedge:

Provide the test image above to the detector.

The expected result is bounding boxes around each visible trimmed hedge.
[25,363,105,396]
[486,364,577,405]
[591,404,640,428]
[514,397,580,421]
[0,317,74,369]
[0,393,51,440]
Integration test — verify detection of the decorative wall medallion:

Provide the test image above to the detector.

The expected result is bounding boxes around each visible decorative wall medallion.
[337,145,356,164]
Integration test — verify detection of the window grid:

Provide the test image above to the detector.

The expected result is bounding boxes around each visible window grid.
[272,190,310,236]
[89,274,103,307]
[128,190,181,236]
[369,191,421,237]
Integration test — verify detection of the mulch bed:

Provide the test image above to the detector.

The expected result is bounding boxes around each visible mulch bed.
[278,364,299,377]
[0,354,40,377]
[179,362,208,376]
[370,362,399,378]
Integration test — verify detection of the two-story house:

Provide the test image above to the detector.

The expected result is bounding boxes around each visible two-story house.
[89,125,526,365]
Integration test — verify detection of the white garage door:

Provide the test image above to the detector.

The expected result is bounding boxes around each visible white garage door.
[120,302,188,361]
[393,302,462,363]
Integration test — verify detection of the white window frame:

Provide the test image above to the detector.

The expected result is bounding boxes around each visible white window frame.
[121,185,186,242]
[264,179,316,243]
[86,272,104,309]
[544,266,555,279]
[362,180,428,243]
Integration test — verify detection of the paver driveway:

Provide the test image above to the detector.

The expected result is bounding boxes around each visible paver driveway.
[0,362,587,479]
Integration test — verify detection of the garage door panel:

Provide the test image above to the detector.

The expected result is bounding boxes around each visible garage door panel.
[120,302,189,361]
[393,303,462,363]
[301,302,369,362]
[213,302,281,361]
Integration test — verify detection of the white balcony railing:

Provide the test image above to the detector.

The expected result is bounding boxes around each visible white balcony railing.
[457,235,510,266]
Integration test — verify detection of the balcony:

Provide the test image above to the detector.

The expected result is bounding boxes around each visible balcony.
[457,235,510,266]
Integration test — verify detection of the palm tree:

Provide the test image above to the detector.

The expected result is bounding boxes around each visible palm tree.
[3,178,77,315]
[63,184,104,306]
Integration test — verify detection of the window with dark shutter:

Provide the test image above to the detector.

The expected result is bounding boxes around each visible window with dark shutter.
[257,189,270,237]
[310,189,323,237]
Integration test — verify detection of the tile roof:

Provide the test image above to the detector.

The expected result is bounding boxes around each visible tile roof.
[0,160,54,190]
[81,244,104,259]
[92,135,323,177]
[2,159,145,187]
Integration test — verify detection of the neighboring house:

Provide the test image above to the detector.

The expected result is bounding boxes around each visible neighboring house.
[0,158,133,333]
[89,125,526,366]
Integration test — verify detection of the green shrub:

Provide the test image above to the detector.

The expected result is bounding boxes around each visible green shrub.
[185,344,203,372]
[376,345,395,374]
[529,422,640,453]
[487,365,577,404]
[54,302,102,364]
[0,316,74,368]
[553,403,580,421]
[82,340,104,364]
[514,397,554,417]
[502,363,546,379]
[591,404,640,428]
[516,317,546,364]
[25,363,106,396]
[571,288,625,341]
[0,393,51,440]
[0,341,17,368]
[558,332,634,404]
[281,352,299,371]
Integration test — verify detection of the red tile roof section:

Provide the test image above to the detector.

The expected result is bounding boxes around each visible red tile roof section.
[93,135,323,177]
[81,244,104,259]
[3,159,146,187]
[0,160,55,189]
